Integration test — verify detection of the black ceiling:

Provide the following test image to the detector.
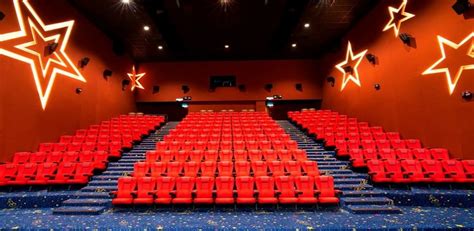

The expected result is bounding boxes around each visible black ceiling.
[69,0,380,62]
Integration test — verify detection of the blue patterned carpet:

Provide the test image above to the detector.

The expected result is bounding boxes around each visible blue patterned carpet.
[0,206,473,230]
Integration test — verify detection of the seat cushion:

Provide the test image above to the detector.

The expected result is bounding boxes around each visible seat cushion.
[258,197,278,204]
[155,198,172,204]
[112,198,134,205]
[173,198,193,204]
[297,197,318,204]
[134,198,154,205]
[215,198,235,204]
[236,198,256,204]
[318,197,339,204]
[278,197,298,204]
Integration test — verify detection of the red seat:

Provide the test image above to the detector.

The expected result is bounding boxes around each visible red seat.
[161,151,174,162]
[81,142,96,152]
[360,132,373,141]
[272,140,285,150]
[235,161,250,176]
[375,140,391,150]
[112,177,137,205]
[68,162,95,184]
[335,140,349,157]
[8,163,38,185]
[29,152,47,163]
[93,151,109,170]
[172,177,195,204]
[79,151,95,163]
[166,162,183,177]
[207,141,219,150]
[134,177,156,205]
[441,160,472,182]
[277,150,292,161]
[204,150,218,162]
[59,136,73,143]
[200,161,217,177]
[462,160,474,178]
[347,132,360,141]
[96,142,109,153]
[145,151,160,163]
[430,149,450,160]
[367,160,390,183]
[221,141,232,150]
[248,150,262,161]
[234,150,248,162]
[176,150,189,162]
[347,140,360,150]
[405,139,422,149]
[294,176,318,204]
[315,176,339,204]
[284,161,302,176]
[12,152,30,164]
[292,150,307,161]
[215,176,235,204]
[246,141,258,150]
[109,142,123,158]
[194,177,215,204]
[275,176,298,204]
[373,132,387,140]
[29,163,57,185]
[133,162,150,177]
[53,143,68,152]
[251,161,268,177]
[259,141,271,150]
[379,149,396,160]
[85,135,97,143]
[0,164,18,186]
[412,148,432,160]
[150,162,167,177]
[50,162,76,184]
[255,176,278,204]
[390,140,406,149]
[217,161,233,176]
[396,149,414,160]
[384,160,410,183]
[349,149,365,168]
[386,132,401,140]
[39,143,54,152]
[268,161,285,176]
[233,141,245,150]
[155,177,175,204]
[285,140,298,150]
[183,161,199,177]
[400,160,427,182]
[45,152,63,163]
[236,176,256,204]
[301,161,319,176]
[420,160,449,183]
[361,140,376,150]
[219,150,233,162]
[189,150,203,162]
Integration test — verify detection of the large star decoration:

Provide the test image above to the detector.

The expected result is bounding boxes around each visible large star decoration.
[127,66,146,91]
[335,41,368,91]
[422,33,474,95]
[383,0,415,37]
[0,0,86,110]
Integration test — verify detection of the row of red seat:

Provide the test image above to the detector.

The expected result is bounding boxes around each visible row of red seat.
[334,139,423,158]
[145,149,309,163]
[111,175,339,206]
[367,159,474,183]
[131,160,320,178]
[0,162,97,186]
[7,151,109,168]
[349,148,450,168]
[1,114,165,187]
[164,133,290,142]
[155,140,299,151]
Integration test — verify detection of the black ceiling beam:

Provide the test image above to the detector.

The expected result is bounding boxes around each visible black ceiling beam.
[269,0,311,52]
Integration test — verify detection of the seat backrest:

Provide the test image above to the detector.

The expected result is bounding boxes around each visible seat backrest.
[400,159,423,173]
[0,164,18,180]
[39,143,54,152]
[430,148,450,160]
[390,140,406,149]
[63,151,79,162]
[236,176,255,197]
[35,163,57,179]
[167,162,183,177]
[74,162,95,177]
[294,176,315,196]
[268,161,285,176]
[275,176,296,196]
[386,132,401,140]
[367,160,385,173]
[217,161,233,176]
[421,160,444,177]
[292,150,308,161]
[251,161,268,176]
[248,150,262,161]
[117,177,137,192]
[46,151,63,163]
[82,142,96,151]
[361,140,376,149]
[13,152,30,164]
[59,136,73,143]
[373,132,387,140]
[183,161,199,177]
[134,162,149,177]
[255,176,275,197]
[190,150,203,162]
[384,160,403,174]
[234,150,248,161]
[200,161,217,177]
[315,176,337,197]
[16,163,38,180]
[219,150,233,161]
[441,160,466,177]
[412,148,432,160]
[462,160,474,173]
[376,140,391,149]
[79,151,95,162]
[137,177,156,194]
[235,161,250,176]
[405,139,422,149]
[277,150,292,161]
[301,161,319,176]
[150,162,167,177]
[195,177,215,197]
[284,161,301,176]
[204,150,218,161]
[396,149,413,160]
[156,177,175,197]
[379,149,396,160]
[175,177,195,197]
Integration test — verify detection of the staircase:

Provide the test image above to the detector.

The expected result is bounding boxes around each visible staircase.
[52,122,179,215]
[277,120,402,214]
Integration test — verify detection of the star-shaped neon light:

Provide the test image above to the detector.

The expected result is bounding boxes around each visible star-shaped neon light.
[422,33,474,95]
[383,0,415,37]
[0,0,86,110]
[127,65,146,91]
[335,41,368,91]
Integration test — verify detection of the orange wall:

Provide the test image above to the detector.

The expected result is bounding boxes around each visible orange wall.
[135,60,322,109]
[320,0,474,159]
[0,0,136,161]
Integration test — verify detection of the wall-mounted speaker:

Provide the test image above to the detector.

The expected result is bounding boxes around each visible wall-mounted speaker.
[122,79,130,91]
[462,91,473,100]
[295,83,303,91]
[46,42,58,55]
[78,57,90,68]
[152,85,160,94]
[452,0,471,15]
[103,69,113,79]
[238,84,246,92]
[343,66,353,74]
[374,84,381,91]
[182,85,190,93]
[399,33,412,45]
[327,76,335,87]
[264,83,273,92]
[75,88,83,94]
[0,11,5,21]
[366,53,377,65]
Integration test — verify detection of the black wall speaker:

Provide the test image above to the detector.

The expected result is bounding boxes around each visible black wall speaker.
[122,79,130,91]
[295,83,303,91]
[46,42,58,55]
[452,0,471,15]
[238,84,246,92]
[399,33,412,45]
[462,91,473,100]
[75,88,83,94]
[152,85,160,94]
[103,69,113,79]
[374,84,381,91]
[264,83,273,92]
[327,76,335,87]
[182,85,190,93]
[0,11,5,21]
[366,53,376,65]
[79,57,90,68]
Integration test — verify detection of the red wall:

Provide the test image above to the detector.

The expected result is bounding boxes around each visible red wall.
[0,0,136,161]
[135,60,322,111]
[320,0,474,159]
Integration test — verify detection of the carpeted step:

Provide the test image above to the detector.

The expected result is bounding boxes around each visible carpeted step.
[342,190,385,197]
[106,167,134,171]
[92,175,121,181]
[316,161,350,165]
[320,169,354,174]
[342,197,394,206]
[82,185,117,192]
[61,198,111,207]
[88,181,118,186]
[334,178,365,184]
[345,205,402,214]
[52,206,107,215]
[318,165,350,170]
[74,192,111,199]
[329,174,368,179]
[335,184,373,190]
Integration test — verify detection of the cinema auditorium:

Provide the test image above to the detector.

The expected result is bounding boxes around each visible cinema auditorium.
[0,0,473,230]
